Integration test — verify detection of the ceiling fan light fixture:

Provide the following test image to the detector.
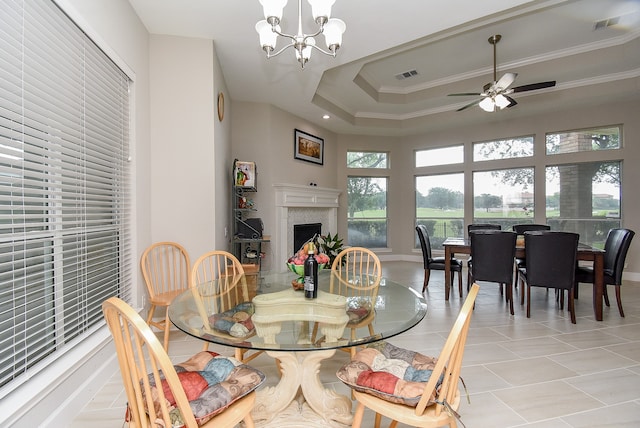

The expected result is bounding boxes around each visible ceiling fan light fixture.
[494,93,510,109]
[479,97,495,112]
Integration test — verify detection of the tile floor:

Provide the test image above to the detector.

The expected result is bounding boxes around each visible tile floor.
[71,261,640,427]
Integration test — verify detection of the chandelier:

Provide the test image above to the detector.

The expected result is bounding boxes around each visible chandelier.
[255,0,346,68]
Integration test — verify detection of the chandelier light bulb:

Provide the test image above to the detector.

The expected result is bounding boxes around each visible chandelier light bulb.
[259,0,288,24]
[256,20,278,51]
[323,18,346,51]
[308,0,335,24]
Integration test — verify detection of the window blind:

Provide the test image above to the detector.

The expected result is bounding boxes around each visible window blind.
[0,0,132,392]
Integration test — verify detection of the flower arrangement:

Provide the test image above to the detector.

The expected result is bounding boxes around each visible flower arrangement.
[316,232,344,267]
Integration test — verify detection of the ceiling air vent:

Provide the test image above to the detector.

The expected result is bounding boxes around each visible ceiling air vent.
[395,69,418,80]
[594,16,620,30]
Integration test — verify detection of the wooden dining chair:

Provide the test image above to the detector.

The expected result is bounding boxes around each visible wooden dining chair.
[329,247,382,357]
[337,283,480,428]
[140,241,191,351]
[576,228,635,316]
[102,297,263,428]
[416,225,464,296]
[468,230,517,314]
[518,231,579,323]
[191,250,262,364]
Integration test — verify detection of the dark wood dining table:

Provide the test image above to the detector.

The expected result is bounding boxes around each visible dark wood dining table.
[442,237,606,321]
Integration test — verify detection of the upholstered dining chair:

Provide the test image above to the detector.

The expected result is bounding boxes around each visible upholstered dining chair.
[512,224,551,274]
[576,228,635,317]
[468,230,517,314]
[329,247,382,357]
[140,241,191,351]
[102,297,264,428]
[191,250,262,364]
[466,223,502,283]
[337,283,480,428]
[518,231,579,323]
[512,223,551,234]
[467,223,501,236]
[416,224,464,296]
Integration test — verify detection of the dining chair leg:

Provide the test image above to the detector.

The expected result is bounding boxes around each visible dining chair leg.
[526,285,531,318]
[422,268,430,292]
[568,289,576,324]
[603,284,611,307]
[352,402,365,428]
[457,271,463,297]
[162,308,171,351]
[615,285,625,317]
[375,412,383,428]
[507,283,514,315]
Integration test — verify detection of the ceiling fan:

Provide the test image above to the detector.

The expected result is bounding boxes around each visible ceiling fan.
[449,34,556,112]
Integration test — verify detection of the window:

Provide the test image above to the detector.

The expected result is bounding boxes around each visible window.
[347,151,388,168]
[347,177,387,247]
[0,0,132,393]
[546,126,620,155]
[474,136,534,161]
[416,174,464,248]
[546,161,621,247]
[473,168,534,229]
[416,145,463,167]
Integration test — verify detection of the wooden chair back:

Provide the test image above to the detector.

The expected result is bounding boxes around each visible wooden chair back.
[191,250,248,315]
[417,282,478,416]
[102,297,256,428]
[350,283,480,428]
[140,241,191,349]
[141,241,191,301]
[191,251,262,363]
[329,247,382,299]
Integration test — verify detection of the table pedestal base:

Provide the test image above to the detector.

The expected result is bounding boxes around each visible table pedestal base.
[251,349,352,427]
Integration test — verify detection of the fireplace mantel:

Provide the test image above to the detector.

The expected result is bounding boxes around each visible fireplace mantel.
[273,184,341,271]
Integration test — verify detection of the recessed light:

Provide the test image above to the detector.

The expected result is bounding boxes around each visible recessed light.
[322,114,330,119]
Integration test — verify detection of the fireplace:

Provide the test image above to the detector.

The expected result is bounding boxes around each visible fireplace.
[293,223,322,253]
[274,184,341,271]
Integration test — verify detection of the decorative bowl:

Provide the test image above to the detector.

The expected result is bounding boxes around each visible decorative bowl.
[286,262,326,276]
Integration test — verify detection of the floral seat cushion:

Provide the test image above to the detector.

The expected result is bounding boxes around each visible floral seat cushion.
[144,351,265,426]
[336,341,441,406]
[208,302,255,338]
[346,296,373,324]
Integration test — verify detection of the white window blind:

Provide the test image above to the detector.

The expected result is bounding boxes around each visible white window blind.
[0,0,132,392]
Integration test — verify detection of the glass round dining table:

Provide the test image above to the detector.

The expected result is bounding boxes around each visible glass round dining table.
[169,269,427,428]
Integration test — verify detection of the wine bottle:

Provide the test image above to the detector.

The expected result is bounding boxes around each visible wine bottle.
[304,242,318,299]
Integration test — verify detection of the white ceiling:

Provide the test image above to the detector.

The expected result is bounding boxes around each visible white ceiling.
[128,0,640,136]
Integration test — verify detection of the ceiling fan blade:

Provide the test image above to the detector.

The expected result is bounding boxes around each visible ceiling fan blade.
[495,72,517,91]
[511,80,556,93]
[456,99,483,111]
[448,92,483,96]
[505,96,518,108]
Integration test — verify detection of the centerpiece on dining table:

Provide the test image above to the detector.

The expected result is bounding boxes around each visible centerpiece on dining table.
[287,241,330,290]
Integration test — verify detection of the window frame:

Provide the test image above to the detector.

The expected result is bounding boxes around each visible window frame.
[0,0,133,398]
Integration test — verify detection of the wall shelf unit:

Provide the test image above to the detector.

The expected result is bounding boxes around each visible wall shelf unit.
[232,159,268,269]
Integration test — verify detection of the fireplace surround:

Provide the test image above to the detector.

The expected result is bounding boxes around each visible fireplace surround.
[274,184,341,271]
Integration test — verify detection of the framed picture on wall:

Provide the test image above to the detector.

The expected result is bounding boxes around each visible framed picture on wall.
[294,129,324,165]
[234,160,256,189]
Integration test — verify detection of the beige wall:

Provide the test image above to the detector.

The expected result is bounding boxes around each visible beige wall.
[231,102,338,270]
[234,100,640,279]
